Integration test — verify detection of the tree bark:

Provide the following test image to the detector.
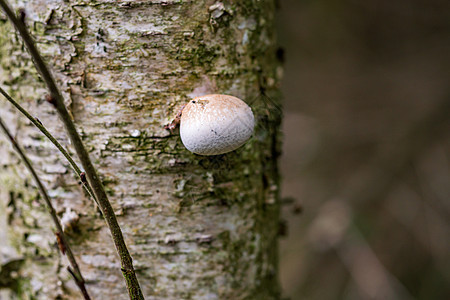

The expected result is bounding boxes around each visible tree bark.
[0,0,282,299]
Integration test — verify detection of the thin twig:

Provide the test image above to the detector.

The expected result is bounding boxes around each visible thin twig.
[0,1,144,298]
[0,86,99,210]
[68,267,92,300]
[0,117,91,300]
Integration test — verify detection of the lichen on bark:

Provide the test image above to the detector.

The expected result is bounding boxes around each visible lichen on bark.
[0,0,282,298]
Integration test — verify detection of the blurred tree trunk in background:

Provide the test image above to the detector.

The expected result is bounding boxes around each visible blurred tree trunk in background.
[278,0,450,299]
[0,0,282,298]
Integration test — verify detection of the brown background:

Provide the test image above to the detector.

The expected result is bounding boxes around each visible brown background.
[277,0,450,299]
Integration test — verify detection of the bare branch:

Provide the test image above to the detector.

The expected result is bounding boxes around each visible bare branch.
[0,86,99,210]
[0,1,144,298]
[0,117,91,300]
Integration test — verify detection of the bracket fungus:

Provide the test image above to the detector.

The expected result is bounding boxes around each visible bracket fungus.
[167,94,255,155]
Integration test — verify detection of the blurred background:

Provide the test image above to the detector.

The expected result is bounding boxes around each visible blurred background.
[276,0,450,299]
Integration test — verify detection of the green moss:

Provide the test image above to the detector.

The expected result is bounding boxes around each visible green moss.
[1,0,282,298]
[14,277,36,300]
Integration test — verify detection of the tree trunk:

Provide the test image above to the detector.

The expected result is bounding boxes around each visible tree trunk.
[0,0,282,299]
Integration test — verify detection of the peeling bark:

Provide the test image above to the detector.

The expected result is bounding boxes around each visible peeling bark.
[0,0,282,298]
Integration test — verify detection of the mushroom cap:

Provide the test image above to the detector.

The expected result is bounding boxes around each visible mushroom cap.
[180,94,255,155]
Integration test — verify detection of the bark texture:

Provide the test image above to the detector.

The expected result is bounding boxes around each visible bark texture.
[0,0,282,299]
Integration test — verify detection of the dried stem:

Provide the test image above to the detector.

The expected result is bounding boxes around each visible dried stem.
[0,117,91,300]
[0,86,99,209]
[0,1,144,299]
[164,104,186,132]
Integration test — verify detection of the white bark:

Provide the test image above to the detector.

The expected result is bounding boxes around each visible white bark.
[0,0,282,298]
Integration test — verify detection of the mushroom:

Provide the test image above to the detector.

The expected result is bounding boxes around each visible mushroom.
[178,94,255,155]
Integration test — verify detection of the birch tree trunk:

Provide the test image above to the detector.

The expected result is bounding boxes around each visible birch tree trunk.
[0,0,282,298]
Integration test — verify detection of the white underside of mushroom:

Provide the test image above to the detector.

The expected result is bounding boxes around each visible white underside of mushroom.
[180,94,255,155]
